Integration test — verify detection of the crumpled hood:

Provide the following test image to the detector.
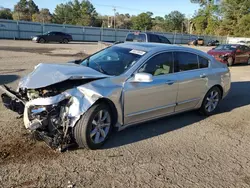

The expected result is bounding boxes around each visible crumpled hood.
[19,63,109,89]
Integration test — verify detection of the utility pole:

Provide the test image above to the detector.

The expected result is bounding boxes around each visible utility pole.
[113,6,116,29]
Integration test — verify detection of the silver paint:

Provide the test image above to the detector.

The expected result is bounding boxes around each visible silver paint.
[18,63,110,89]
[4,43,231,132]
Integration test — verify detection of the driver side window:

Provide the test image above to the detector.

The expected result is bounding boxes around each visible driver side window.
[139,52,173,76]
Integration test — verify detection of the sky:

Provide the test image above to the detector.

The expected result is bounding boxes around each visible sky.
[0,0,200,17]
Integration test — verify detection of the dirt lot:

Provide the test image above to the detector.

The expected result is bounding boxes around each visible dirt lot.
[0,40,250,188]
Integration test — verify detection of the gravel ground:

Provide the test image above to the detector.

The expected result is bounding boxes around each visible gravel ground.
[0,40,250,188]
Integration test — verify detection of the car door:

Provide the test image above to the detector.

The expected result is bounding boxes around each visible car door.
[241,45,250,63]
[123,52,178,125]
[174,52,209,112]
[46,32,56,42]
[235,45,246,63]
[54,32,62,42]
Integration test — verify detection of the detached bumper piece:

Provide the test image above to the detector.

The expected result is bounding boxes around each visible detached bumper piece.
[1,93,24,115]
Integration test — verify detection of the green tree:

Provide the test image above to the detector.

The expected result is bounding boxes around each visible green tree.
[131,12,153,31]
[219,0,250,36]
[13,0,39,21]
[53,3,73,24]
[164,11,185,32]
[0,8,13,20]
[53,0,97,26]
[115,13,132,29]
[32,8,52,23]
[152,16,165,32]
[13,0,29,20]
[191,0,220,35]
[27,0,39,20]
[235,14,250,37]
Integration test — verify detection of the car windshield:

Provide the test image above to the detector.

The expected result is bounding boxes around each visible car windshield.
[214,45,237,51]
[43,31,51,35]
[81,46,146,76]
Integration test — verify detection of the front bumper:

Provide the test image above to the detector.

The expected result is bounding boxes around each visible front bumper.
[0,85,25,115]
[32,37,38,42]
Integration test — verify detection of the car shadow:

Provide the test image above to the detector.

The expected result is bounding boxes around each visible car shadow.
[0,75,19,85]
[232,63,249,67]
[104,81,250,149]
[0,69,25,74]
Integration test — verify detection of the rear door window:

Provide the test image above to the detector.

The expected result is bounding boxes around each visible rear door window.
[198,56,209,68]
[174,52,199,72]
[126,33,146,42]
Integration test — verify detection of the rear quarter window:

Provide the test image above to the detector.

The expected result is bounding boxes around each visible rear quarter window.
[175,52,199,72]
[199,56,209,68]
[126,33,146,42]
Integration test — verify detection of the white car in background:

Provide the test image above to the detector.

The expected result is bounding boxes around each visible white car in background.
[237,41,250,46]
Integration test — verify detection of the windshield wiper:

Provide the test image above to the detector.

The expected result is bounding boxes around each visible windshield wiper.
[92,61,109,75]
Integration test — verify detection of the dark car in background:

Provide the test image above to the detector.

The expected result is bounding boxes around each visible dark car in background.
[207,40,220,46]
[188,38,205,46]
[32,31,73,43]
[125,32,171,44]
[207,44,250,66]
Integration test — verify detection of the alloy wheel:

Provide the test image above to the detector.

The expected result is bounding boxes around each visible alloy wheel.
[205,90,219,113]
[90,109,111,144]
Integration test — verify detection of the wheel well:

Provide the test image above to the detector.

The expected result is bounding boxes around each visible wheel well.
[95,98,118,126]
[213,85,223,97]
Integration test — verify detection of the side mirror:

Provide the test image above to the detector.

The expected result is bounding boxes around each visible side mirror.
[130,73,153,83]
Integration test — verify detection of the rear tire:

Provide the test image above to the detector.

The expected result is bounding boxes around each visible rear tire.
[38,38,45,43]
[199,87,222,116]
[227,57,234,66]
[63,38,69,44]
[74,103,113,150]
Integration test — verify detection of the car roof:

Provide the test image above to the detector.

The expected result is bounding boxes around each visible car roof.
[127,32,164,36]
[115,42,178,51]
[115,42,210,57]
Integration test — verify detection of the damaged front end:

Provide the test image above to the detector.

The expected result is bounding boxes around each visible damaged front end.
[1,84,85,151]
[0,63,115,151]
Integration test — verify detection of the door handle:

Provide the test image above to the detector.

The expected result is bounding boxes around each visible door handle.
[200,74,207,78]
[165,80,175,85]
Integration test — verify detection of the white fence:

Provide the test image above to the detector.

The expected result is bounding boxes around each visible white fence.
[0,19,227,44]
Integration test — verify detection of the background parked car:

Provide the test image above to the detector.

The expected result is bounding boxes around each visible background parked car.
[207,44,250,66]
[207,40,220,46]
[236,41,250,46]
[188,38,205,46]
[32,31,72,43]
[125,32,171,44]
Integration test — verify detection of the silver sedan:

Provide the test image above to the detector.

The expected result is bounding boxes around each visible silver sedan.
[0,43,231,150]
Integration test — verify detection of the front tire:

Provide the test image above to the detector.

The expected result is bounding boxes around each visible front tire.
[74,103,113,150]
[38,38,45,43]
[63,38,69,44]
[199,87,221,116]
